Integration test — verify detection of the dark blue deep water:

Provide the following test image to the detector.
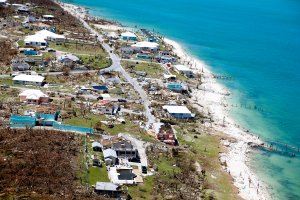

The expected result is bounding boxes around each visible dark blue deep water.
[62,0,300,199]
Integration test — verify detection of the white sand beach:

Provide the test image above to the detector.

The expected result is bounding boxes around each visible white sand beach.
[164,38,271,200]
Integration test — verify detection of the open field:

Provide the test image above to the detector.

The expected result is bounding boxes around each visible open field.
[122,61,165,78]
[49,42,107,56]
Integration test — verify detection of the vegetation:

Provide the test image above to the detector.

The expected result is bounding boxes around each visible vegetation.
[79,55,112,69]
[122,61,165,78]
[49,42,108,56]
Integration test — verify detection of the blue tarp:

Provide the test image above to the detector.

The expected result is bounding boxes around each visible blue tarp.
[92,85,108,91]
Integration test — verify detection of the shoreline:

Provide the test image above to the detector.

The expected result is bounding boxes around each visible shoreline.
[58,1,271,199]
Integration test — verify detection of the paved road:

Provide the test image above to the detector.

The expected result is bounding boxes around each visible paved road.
[68,9,156,126]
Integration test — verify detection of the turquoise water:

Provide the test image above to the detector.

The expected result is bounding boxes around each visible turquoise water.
[62,0,300,199]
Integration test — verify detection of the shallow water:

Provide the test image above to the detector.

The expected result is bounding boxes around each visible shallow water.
[62,0,300,199]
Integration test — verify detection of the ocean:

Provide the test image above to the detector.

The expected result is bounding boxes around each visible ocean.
[62,0,300,199]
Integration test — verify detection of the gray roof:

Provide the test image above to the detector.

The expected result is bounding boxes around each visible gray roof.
[95,182,119,191]
[112,141,135,151]
[103,148,117,158]
[92,141,102,148]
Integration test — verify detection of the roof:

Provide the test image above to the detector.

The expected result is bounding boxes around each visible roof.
[95,182,119,191]
[164,74,176,79]
[43,15,54,18]
[92,141,102,148]
[121,31,136,38]
[13,74,45,83]
[92,85,108,91]
[132,41,159,49]
[19,89,48,100]
[162,105,191,114]
[103,148,117,158]
[153,122,164,134]
[0,0,7,3]
[57,53,80,62]
[36,30,65,39]
[174,64,192,72]
[24,34,47,43]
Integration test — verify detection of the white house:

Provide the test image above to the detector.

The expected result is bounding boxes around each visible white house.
[121,31,137,41]
[174,64,194,78]
[57,53,80,66]
[13,74,45,86]
[19,89,49,105]
[103,149,117,166]
[162,105,194,119]
[132,41,159,51]
[24,30,65,47]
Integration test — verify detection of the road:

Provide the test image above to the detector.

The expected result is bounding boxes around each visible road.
[67,8,156,126]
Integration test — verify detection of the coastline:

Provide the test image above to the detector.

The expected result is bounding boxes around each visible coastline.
[58,1,271,199]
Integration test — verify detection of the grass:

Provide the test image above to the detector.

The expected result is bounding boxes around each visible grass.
[122,61,165,78]
[128,176,155,200]
[63,114,106,128]
[88,166,110,185]
[175,125,239,200]
[79,55,112,69]
[17,40,25,47]
[49,42,108,56]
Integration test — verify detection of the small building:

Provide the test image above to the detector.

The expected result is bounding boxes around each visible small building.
[132,41,159,51]
[103,149,117,166]
[153,123,177,146]
[92,141,102,152]
[121,31,137,41]
[19,89,49,105]
[11,61,31,71]
[92,159,102,167]
[109,166,136,185]
[42,15,54,21]
[0,0,7,5]
[162,105,194,119]
[24,35,47,47]
[167,83,188,92]
[57,53,80,66]
[174,65,194,78]
[94,182,121,198]
[13,74,45,86]
[92,100,119,115]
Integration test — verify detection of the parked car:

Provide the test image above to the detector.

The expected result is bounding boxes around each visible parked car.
[141,166,147,174]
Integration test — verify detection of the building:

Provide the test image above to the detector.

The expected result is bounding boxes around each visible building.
[92,141,102,152]
[92,159,102,167]
[174,65,194,78]
[121,32,137,41]
[162,105,194,119]
[11,61,31,71]
[153,123,177,145]
[132,41,159,51]
[13,74,45,86]
[19,89,49,105]
[109,165,136,185]
[103,149,117,166]
[92,100,119,115]
[24,30,65,47]
[42,15,54,21]
[24,35,47,47]
[0,0,7,5]
[94,182,121,198]
[57,53,80,66]
[112,140,138,160]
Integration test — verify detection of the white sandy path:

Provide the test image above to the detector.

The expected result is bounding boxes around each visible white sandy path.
[164,38,271,200]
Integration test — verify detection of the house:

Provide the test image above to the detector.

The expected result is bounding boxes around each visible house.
[120,47,135,55]
[132,41,159,51]
[107,32,118,40]
[92,100,119,115]
[112,140,139,160]
[19,89,49,105]
[163,74,176,82]
[0,0,7,5]
[92,158,102,167]
[13,74,45,86]
[167,83,188,92]
[92,141,102,152]
[162,105,194,119]
[174,65,194,78]
[42,15,54,21]
[24,49,38,56]
[153,123,177,146]
[11,61,31,71]
[121,31,137,41]
[94,182,121,198]
[103,149,117,166]
[24,30,65,47]
[57,53,80,66]
[32,22,55,32]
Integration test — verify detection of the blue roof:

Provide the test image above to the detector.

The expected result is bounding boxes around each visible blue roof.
[92,85,108,91]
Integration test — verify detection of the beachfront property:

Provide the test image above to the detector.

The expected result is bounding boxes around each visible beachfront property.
[94,182,121,198]
[19,89,49,105]
[174,64,194,78]
[103,148,118,166]
[131,41,159,51]
[121,31,137,41]
[13,74,45,86]
[162,105,194,119]
[167,83,188,93]
[153,122,177,145]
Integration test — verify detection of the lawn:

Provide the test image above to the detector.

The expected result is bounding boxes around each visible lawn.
[122,61,165,78]
[79,55,112,69]
[175,125,239,200]
[17,40,25,48]
[49,42,108,56]
[128,176,155,199]
[88,166,110,185]
[63,114,106,128]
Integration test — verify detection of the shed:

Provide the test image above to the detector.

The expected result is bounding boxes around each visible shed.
[94,182,121,198]
[92,141,102,152]
[103,149,117,165]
